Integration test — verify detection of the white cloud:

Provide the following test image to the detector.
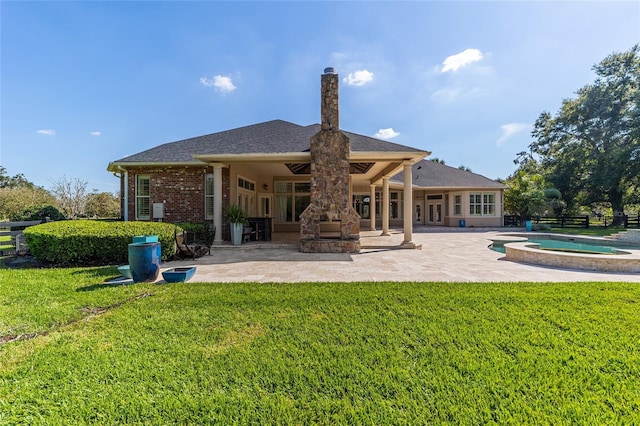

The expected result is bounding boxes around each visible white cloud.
[442,49,483,72]
[343,70,374,86]
[200,75,237,94]
[431,87,462,102]
[36,129,55,136]
[90,131,101,136]
[375,128,399,139]
[496,122,531,147]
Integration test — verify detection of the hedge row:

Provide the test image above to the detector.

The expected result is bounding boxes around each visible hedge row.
[24,220,180,265]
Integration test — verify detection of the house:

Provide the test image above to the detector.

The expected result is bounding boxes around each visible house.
[107,69,506,248]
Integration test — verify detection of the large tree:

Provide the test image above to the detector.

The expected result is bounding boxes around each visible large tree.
[0,167,60,220]
[50,176,89,219]
[0,166,34,189]
[0,186,59,221]
[85,191,120,218]
[522,45,640,222]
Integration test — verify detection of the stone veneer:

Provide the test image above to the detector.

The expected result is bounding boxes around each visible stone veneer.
[299,69,361,253]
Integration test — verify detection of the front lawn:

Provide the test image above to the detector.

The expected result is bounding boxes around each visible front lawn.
[0,265,638,424]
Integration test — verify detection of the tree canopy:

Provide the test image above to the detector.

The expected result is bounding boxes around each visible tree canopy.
[518,44,639,218]
[0,166,35,189]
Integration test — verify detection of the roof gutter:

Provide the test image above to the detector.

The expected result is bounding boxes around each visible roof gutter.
[107,161,205,172]
[350,151,430,163]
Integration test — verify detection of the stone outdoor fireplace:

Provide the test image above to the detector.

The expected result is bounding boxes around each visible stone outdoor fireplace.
[299,68,361,253]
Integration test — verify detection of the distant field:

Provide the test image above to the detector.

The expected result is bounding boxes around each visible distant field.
[0,265,638,424]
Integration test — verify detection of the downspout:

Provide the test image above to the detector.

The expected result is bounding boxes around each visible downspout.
[111,166,129,221]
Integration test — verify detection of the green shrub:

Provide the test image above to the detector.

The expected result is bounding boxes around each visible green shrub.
[24,220,180,265]
[12,205,66,222]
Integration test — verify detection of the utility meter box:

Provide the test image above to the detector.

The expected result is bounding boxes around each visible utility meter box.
[152,202,165,220]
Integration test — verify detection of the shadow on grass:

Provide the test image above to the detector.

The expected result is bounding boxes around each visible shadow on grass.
[76,276,136,292]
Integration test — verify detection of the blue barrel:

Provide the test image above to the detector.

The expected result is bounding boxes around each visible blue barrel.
[128,242,161,283]
[525,220,532,232]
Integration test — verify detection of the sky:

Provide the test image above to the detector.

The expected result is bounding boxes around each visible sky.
[2,1,639,194]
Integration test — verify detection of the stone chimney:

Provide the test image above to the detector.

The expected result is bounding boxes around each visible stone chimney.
[321,67,339,131]
[299,68,361,253]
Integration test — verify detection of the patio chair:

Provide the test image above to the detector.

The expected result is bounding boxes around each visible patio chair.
[174,228,197,260]
[242,227,253,243]
[196,223,216,255]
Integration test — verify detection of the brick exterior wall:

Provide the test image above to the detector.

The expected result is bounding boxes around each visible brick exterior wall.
[122,166,231,235]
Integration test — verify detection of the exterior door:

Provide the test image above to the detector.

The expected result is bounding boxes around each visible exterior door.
[259,194,272,217]
[414,201,424,225]
[427,203,443,225]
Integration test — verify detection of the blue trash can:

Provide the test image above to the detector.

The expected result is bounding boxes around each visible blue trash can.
[128,242,161,283]
[525,220,532,232]
[459,220,466,228]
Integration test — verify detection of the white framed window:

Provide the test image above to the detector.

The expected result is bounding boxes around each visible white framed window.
[205,173,214,219]
[453,194,462,216]
[483,193,496,215]
[469,192,496,216]
[135,175,150,220]
[274,180,310,223]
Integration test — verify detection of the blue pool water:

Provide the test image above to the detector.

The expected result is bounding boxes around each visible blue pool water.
[491,239,621,255]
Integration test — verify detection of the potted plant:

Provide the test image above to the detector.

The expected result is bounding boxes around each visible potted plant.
[225,204,249,245]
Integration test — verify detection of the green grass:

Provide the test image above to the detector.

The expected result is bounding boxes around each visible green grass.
[546,226,627,237]
[0,235,12,251]
[0,265,639,424]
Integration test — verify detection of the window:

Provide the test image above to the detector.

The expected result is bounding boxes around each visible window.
[390,192,403,219]
[469,192,496,216]
[469,194,482,215]
[205,174,214,219]
[453,194,462,216]
[237,175,256,216]
[135,175,150,220]
[372,191,402,218]
[352,194,370,219]
[483,193,495,215]
[275,181,310,223]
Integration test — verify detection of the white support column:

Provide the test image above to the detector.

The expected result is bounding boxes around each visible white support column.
[381,177,390,236]
[123,170,129,221]
[213,163,224,243]
[402,161,413,246]
[369,184,376,231]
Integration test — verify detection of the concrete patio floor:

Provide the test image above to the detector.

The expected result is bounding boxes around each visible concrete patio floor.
[164,228,640,283]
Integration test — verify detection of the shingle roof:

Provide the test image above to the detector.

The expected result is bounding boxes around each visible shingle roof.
[111,119,424,164]
[391,159,506,189]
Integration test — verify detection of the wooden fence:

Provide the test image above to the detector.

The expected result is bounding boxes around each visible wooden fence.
[0,220,43,256]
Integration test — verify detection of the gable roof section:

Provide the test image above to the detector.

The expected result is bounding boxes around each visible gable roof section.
[391,159,506,189]
[108,120,425,169]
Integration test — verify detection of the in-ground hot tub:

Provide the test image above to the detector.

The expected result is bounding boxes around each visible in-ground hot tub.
[490,233,640,273]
